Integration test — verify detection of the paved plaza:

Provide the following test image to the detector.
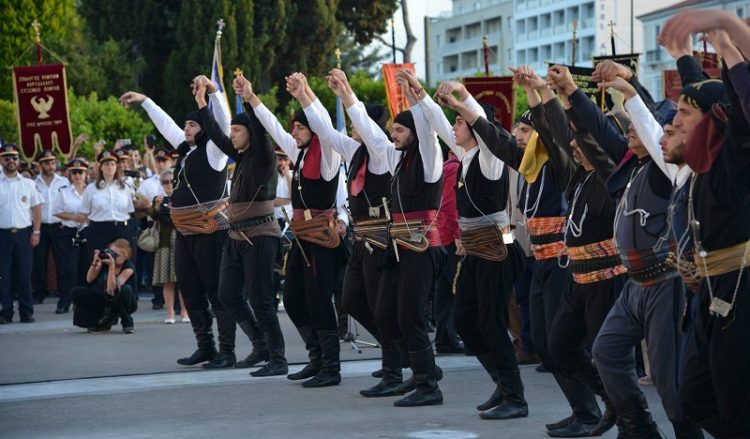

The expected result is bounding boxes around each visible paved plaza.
[1,297,674,438]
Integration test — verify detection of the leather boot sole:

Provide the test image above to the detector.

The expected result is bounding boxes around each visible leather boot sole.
[480,402,529,420]
[359,380,403,397]
[546,422,598,437]
[287,364,320,381]
[546,414,576,431]
[393,389,443,407]
[301,372,341,388]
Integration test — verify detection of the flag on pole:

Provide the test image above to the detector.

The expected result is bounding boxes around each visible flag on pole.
[210,19,230,114]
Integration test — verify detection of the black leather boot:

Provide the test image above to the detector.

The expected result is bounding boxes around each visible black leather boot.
[546,374,600,437]
[393,347,443,407]
[583,367,618,437]
[615,394,664,439]
[235,319,270,368]
[371,369,384,378]
[479,370,528,420]
[476,354,503,411]
[177,310,217,365]
[251,323,288,377]
[303,330,341,388]
[360,344,404,397]
[671,420,704,439]
[202,310,236,369]
[88,306,118,333]
[288,325,322,380]
[546,415,576,432]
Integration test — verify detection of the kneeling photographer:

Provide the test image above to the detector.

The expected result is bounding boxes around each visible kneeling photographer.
[72,239,137,333]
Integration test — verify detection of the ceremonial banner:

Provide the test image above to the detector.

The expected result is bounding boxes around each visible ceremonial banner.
[663,52,722,101]
[558,65,615,112]
[463,76,515,132]
[593,53,641,77]
[382,63,416,118]
[12,63,71,158]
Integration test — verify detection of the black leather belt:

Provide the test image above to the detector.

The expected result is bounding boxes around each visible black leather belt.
[92,220,129,227]
[529,233,564,245]
[569,254,622,274]
[628,261,675,283]
[2,227,30,233]
[230,214,274,230]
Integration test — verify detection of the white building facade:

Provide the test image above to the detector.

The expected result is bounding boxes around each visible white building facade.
[424,0,515,86]
[639,0,749,99]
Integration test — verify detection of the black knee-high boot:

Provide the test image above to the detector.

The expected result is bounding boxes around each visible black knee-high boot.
[177,309,217,365]
[235,318,269,368]
[288,325,321,380]
[393,347,443,407]
[203,310,236,369]
[615,394,664,439]
[360,343,404,397]
[479,369,528,420]
[251,324,288,377]
[303,330,341,388]
[476,354,503,411]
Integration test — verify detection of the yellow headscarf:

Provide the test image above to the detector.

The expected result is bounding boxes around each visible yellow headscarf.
[517,130,548,183]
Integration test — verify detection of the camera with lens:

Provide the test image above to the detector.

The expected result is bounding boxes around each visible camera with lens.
[71,231,87,248]
[99,248,114,259]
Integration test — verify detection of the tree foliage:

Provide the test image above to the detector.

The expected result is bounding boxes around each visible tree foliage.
[337,0,399,45]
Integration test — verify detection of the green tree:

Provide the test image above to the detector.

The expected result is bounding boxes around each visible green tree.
[514,85,529,123]
[0,99,19,144]
[336,0,399,45]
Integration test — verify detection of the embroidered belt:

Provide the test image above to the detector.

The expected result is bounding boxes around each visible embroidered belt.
[459,225,513,262]
[567,238,627,284]
[290,208,340,249]
[527,216,566,261]
[170,198,229,235]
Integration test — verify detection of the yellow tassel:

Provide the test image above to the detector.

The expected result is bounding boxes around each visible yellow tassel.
[452,259,463,295]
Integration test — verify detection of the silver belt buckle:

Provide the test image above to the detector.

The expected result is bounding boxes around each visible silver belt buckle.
[502,232,514,245]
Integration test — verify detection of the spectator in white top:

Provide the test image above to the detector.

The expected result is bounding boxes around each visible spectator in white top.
[0,144,42,324]
[52,157,91,314]
[273,149,293,227]
[80,150,135,266]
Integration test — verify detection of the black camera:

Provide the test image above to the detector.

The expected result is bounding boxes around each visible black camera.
[147,135,158,147]
[71,231,87,248]
[99,248,114,259]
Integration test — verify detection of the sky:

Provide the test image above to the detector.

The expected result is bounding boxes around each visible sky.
[369,0,453,79]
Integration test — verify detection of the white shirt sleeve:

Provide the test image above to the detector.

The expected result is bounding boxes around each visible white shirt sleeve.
[411,103,442,183]
[252,102,299,163]
[418,93,461,158]
[345,97,399,174]
[624,95,676,180]
[464,95,506,181]
[80,184,93,215]
[313,98,333,127]
[141,98,186,148]
[304,100,360,165]
[205,91,230,172]
[336,170,349,226]
[28,180,41,207]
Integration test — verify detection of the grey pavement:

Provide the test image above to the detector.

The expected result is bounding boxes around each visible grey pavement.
[0,297,680,438]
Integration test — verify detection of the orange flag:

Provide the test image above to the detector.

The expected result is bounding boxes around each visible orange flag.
[382,63,416,118]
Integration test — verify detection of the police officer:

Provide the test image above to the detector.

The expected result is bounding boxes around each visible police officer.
[0,144,42,323]
[32,149,67,304]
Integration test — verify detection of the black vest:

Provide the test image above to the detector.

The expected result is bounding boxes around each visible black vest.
[391,147,442,213]
[455,152,508,218]
[291,148,338,210]
[230,146,277,203]
[347,144,392,217]
[517,162,566,217]
[172,139,227,208]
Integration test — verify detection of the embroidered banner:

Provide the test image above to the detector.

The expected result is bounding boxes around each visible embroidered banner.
[382,63,416,119]
[463,76,515,133]
[12,63,72,158]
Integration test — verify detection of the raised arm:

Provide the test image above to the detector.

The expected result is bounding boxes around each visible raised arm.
[121,91,185,148]
[195,84,239,162]
[193,75,230,171]
[235,75,299,162]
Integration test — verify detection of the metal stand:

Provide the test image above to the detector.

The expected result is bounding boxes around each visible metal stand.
[342,315,379,353]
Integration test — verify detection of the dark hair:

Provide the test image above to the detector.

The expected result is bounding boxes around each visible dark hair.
[95,162,126,190]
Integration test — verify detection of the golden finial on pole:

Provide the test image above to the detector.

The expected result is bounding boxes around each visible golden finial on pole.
[335,48,342,69]
[31,20,41,44]
[233,68,243,78]
[608,20,616,37]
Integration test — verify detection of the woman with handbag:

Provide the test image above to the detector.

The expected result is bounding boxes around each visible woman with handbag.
[149,169,188,324]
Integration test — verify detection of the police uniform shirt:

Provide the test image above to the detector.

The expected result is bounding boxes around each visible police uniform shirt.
[137,174,167,202]
[53,185,88,229]
[274,169,293,220]
[80,181,134,222]
[34,173,68,224]
[0,172,42,229]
